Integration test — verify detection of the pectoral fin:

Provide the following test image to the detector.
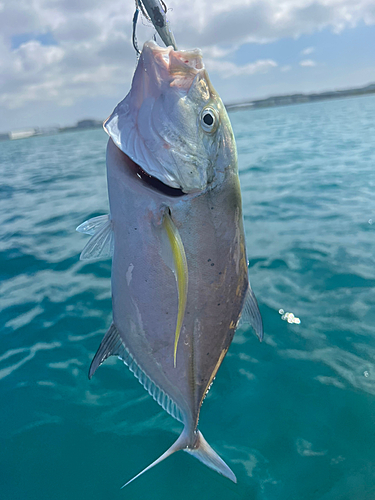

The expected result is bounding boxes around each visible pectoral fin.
[76,214,109,235]
[76,214,114,261]
[160,210,188,367]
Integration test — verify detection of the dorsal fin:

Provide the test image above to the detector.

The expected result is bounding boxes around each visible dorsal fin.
[89,323,183,422]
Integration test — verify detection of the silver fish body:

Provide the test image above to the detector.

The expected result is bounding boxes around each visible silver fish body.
[78,41,262,485]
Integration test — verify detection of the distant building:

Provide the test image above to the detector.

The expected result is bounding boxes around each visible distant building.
[9,129,37,140]
[76,119,102,129]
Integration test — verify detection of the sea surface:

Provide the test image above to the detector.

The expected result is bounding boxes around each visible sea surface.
[1,95,375,500]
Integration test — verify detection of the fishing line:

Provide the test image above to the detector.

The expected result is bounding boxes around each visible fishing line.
[132,4,141,55]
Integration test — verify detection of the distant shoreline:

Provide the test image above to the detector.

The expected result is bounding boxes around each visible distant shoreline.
[1,82,375,141]
[225,82,375,111]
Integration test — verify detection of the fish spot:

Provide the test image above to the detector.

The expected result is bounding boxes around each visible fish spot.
[211,207,214,210]
[211,263,214,266]
[206,352,209,355]
[217,303,220,306]
[208,259,211,262]
[219,272,222,275]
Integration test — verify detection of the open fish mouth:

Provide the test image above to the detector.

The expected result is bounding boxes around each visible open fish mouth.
[143,41,205,91]
[115,141,186,197]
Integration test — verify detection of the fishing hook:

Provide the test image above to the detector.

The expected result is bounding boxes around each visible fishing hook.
[131,0,177,55]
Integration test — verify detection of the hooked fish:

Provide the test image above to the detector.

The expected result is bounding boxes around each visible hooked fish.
[77,41,263,486]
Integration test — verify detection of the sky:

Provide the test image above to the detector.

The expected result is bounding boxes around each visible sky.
[0,0,375,133]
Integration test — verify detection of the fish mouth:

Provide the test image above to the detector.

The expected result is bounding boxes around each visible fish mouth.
[118,144,185,197]
[143,40,205,92]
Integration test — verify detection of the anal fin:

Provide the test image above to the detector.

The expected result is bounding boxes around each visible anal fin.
[89,323,183,422]
[88,323,122,379]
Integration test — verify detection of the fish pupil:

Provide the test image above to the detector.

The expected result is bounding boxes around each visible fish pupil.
[203,113,214,126]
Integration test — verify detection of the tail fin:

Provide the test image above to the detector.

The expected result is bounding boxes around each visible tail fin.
[121,430,188,488]
[122,429,236,488]
[184,430,237,483]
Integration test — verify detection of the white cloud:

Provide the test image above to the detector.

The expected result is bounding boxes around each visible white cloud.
[301,46,315,55]
[170,0,375,46]
[201,44,238,59]
[280,65,292,72]
[299,59,317,67]
[0,0,375,129]
[206,58,277,78]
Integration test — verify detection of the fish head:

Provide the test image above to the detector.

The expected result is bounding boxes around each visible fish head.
[104,41,237,194]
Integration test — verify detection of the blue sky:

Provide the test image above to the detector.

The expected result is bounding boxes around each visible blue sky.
[11,32,58,50]
[219,23,375,103]
[0,0,374,132]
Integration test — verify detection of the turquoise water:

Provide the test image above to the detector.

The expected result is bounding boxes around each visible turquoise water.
[1,95,375,499]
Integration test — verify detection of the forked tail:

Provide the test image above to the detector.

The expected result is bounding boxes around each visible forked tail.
[122,428,236,488]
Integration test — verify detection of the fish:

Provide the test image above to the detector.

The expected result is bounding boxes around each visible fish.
[77,40,263,486]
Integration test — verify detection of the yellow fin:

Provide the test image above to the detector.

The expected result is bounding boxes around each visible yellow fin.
[162,211,188,367]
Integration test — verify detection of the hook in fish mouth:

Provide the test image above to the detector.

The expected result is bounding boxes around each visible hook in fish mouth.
[141,41,205,92]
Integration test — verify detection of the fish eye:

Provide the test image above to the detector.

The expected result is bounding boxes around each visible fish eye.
[200,107,218,133]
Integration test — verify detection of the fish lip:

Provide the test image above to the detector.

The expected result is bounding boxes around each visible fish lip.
[143,40,205,92]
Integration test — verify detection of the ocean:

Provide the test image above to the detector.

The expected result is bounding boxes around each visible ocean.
[1,94,375,500]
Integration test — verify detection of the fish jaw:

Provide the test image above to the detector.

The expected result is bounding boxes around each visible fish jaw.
[104,41,236,194]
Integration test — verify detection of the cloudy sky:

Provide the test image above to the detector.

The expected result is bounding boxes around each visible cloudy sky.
[1,0,375,132]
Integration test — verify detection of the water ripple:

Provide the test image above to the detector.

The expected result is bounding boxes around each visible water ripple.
[0,341,61,381]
